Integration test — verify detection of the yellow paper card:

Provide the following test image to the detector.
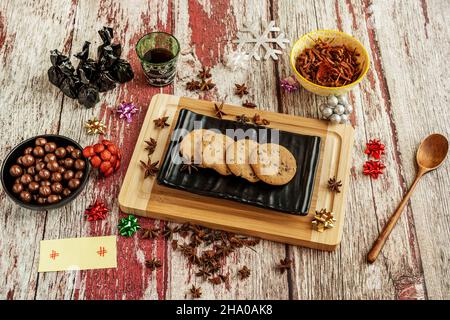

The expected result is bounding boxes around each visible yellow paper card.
[38,235,117,272]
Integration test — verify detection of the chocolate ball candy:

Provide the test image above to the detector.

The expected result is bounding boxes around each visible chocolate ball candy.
[27,166,36,175]
[16,156,23,165]
[12,183,23,194]
[47,194,61,204]
[74,170,84,179]
[63,170,74,181]
[64,157,74,169]
[21,154,35,167]
[46,160,59,172]
[39,185,52,197]
[40,180,51,187]
[33,174,41,182]
[62,188,71,198]
[55,147,67,159]
[28,181,40,193]
[20,174,33,185]
[51,182,63,194]
[71,149,82,159]
[50,172,62,182]
[36,162,46,172]
[9,165,23,177]
[24,147,34,155]
[38,169,51,180]
[44,153,56,163]
[57,166,66,174]
[44,142,57,153]
[66,145,75,153]
[32,146,45,158]
[35,137,47,146]
[74,159,86,170]
[20,191,32,202]
[36,157,43,164]
[37,197,47,204]
[68,178,80,190]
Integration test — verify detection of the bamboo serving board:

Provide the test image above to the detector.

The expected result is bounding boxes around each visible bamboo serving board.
[118,94,354,251]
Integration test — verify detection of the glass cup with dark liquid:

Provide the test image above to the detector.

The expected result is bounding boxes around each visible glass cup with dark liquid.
[135,32,180,87]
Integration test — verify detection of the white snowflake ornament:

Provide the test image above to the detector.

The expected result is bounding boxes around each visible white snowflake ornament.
[224,50,251,71]
[233,20,290,61]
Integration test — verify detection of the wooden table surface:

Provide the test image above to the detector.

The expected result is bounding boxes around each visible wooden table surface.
[0,0,449,300]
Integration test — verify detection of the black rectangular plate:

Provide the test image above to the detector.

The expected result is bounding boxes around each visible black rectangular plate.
[157,109,321,215]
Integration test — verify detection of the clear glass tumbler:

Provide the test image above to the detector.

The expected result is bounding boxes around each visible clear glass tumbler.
[135,32,180,87]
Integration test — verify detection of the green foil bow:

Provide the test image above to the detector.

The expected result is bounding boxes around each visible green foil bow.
[118,215,141,237]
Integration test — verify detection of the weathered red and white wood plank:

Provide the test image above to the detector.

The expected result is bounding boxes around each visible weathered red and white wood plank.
[34,0,174,299]
[276,0,430,299]
[0,0,80,300]
[367,0,450,300]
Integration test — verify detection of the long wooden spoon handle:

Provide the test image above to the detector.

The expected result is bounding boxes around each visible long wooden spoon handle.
[367,172,424,263]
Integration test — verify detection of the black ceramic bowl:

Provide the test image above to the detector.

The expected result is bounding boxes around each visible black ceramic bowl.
[1,134,90,210]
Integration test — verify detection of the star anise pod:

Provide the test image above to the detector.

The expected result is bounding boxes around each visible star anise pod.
[153,116,170,128]
[214,102,227,119]
[327,177,342,193]
[199,79,215,91]
[276,258,293,274]
[171,240,178,250]
[238,266,251,279]
[144,138,157,155]
[208,276,222,285]
[162,225,179,240]
[190,285,202,299]
[252,113,270,126]
[180,162,198,174]
[145,258,162,271]
[141,226,160,239]
[186,79,200,91]
[235,83,249,98]
[195,267,211,280]
[236,114,250,124]
[198,66,211,79]
[243,101,257,108]
[140,160,159,178]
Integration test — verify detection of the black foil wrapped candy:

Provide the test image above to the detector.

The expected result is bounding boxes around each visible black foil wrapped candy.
[47,26,134,108]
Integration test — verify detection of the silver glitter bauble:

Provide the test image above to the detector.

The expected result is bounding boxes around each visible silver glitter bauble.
[337,95,348,106]
[340,114,349,123]
[335,104,345,115]
[327,95,338,107]
[322,107,333,118]
[344,104,353,114]
[329,114,341,124]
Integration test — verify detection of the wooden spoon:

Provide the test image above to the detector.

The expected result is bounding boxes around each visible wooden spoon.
[367,133,448,263]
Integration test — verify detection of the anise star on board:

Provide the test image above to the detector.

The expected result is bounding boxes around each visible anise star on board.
[238,265,251,279]
[186,79,200,91]
[190,285,202,299]
[243,100,257,109]
[140,159,159,178]
[153,116,170,128]
[199,79,215,91]
[144,138,157,155]
[276,258,293,274]
[214,102,227,119]
[236,114,250,124]
[252,113,270,125]
[145,258,162,271]
[141,226,160,239]
[327,177,342,193]
[198,66,212,79]
[162,225,179,240]
[235,83,249,97]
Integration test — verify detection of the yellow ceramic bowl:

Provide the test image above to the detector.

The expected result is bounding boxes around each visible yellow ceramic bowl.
[290,30,370,96]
